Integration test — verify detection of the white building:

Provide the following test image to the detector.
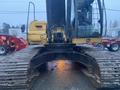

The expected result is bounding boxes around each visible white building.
[107,28,120,37]
[9,28,27,39]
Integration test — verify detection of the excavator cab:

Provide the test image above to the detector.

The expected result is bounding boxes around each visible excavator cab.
[72,0,103,45]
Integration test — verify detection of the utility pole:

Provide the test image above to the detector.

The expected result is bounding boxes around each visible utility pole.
[26,2,36,41]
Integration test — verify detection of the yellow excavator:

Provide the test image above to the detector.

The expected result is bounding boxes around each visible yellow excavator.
[28,21,101,45]
[29,0,120,89]
[1,0,120,90]
[27,0,102,46]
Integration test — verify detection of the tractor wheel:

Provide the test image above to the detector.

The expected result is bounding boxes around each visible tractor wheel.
[107,43,119,52]
[0,46,8,55]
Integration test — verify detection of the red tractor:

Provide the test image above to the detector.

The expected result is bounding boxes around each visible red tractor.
[0,34,28,55]
[102,37,120,52]
[92,37,120,52]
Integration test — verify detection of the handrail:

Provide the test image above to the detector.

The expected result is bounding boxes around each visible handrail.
[26,1,36,42]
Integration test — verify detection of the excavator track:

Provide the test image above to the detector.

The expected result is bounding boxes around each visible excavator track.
[85,48,120,88]
[0,46,39,90]
[0,45,120,90]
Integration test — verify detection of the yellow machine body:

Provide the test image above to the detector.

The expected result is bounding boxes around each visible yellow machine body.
[72,38,102,45]
[51,27,67,42]
[28,21,47,44]
[28,21,101,45]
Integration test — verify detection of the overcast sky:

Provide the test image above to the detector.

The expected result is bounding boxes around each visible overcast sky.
[0,0,120,26]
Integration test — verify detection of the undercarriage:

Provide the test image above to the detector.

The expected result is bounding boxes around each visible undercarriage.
[0,45,120,90]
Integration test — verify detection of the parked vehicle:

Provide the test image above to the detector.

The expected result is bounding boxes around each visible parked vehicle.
[0,34,28,55]
[102,37,120,52]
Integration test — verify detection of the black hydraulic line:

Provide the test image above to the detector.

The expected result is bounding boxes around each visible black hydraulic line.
[103,0,107,36]
[97,0,103,36]
[66,0,72,42]
[74,0,78,38]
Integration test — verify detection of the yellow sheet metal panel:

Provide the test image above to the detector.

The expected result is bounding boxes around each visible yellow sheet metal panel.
[29,21,46,31]
[29,30,46,34]
[28,34,47,41]
[28,35,47,44]
[72,38,102,44]
[28,21,47,44]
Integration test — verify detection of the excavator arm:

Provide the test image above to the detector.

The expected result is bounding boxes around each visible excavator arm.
[46,0,66,42]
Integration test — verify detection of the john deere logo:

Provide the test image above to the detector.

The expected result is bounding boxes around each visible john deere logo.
[86,38,91,43]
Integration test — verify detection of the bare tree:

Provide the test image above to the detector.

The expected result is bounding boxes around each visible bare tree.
[112,20,119,28]
[2,23,10,34]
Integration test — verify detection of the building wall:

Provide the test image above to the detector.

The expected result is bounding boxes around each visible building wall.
[9,28,27,39]
[107,28,120,37]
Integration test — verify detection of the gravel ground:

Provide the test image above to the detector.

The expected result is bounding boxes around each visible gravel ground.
[0,56,7,60]
[31,61,96,90]
[30,49,120,90]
